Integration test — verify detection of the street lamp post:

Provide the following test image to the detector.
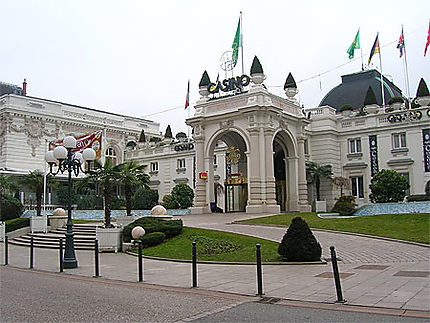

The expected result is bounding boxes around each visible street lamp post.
[45,136,96,269]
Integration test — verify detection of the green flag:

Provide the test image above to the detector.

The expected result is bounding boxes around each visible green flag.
[231,17,241,67]
[347,29,360,59]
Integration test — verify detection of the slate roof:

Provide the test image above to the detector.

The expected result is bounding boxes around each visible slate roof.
[319,69,403,111]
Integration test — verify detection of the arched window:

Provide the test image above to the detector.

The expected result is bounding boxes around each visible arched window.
[105,147,117,165]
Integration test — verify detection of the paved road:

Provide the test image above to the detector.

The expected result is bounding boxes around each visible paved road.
[1,267,427,323]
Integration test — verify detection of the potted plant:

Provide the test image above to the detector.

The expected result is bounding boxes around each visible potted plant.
[387,96,404,110]
[250,56,266,85]
[363,86,378,114]
[416,78,430,107]
[340,104,354,117]
[284,72,298,98]
[306,162,333,212]
[87,158,122,252]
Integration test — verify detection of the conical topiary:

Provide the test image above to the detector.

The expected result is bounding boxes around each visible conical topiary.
[364,86,377,106]
[278,217,322,261]
[416,78,429,97]
[250,56,264,75]
[138,129,145,142]
[199,70,211,87]
[284,72,297,89]
[164,125,172,138]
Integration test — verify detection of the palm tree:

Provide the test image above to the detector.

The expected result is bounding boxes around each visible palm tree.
[0,174,18,198]
[86,158,118,227]
[116,161,150,216]
[19,171,45,216]
[306,162,333,201]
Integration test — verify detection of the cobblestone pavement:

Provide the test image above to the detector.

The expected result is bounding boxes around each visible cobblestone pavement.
[1,212,429,313]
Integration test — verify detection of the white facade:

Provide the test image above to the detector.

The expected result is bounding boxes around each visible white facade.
[307,105,430,208]
[0,93,160,176]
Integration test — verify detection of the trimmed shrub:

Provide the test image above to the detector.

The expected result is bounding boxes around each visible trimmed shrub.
[1,195,23,221]
[6,218,30,233]
[331,195,357,216]
[199,70,211,87]
[340,104,353,112]
[278,217,322,261]
[161,194,178,209]
[407,194,430,202]
[171,184,194,209]
[284,72,297,89]
[387,96,404,105]
[364,86,377,106]
[416,78,429,97]
[123,217,183,242]
[369,169,410,203]
[137,232,166,248]
[132,188,158,210]
[250,56,264,74]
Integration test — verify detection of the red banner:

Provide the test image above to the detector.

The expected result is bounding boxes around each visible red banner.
[49,130,103,160]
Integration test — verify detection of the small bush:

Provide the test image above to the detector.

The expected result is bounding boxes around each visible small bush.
[111,196,126,210]
[6,218,30,233]
[369,169,409,203]
[171,184,194,209]
[340,104,353,112]
[387,96,404,105]
[132,188,159,210]
[1,195,23,221]
[137,232,166,248]
[278,217,322,261]
[407,195,430,202]
[161,194,178,209]
[331,195,357,216]
[123,217,183,242]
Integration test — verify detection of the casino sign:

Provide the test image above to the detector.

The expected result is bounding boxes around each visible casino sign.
[207,74,250,98]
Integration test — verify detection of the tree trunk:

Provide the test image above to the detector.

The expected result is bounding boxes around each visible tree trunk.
[36,185,42,217]
[316,177,321,201]
[104,183,112,228]
[125,186,132,216]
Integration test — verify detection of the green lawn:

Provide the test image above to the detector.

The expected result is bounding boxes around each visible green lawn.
[237,212,430,244]
[131,227,282,263]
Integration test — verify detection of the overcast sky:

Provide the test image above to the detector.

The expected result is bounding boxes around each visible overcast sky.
[2,0,429,136]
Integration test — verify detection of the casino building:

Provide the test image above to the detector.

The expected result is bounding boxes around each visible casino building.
[1,64,429,213]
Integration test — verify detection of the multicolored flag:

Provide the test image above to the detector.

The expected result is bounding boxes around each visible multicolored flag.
[397,26,405,58]
[231,16,242,67]
[425,21,430,57]
[347,29,360,59]
[368,34,380,64]
[184,80,190,109]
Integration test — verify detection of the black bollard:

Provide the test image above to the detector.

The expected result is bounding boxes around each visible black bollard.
[4,236,8,266]
[192,242,197,288]
[94,239,100,277]
[330,246,346,303]
[59,238,63,272]
[256,244,263,296]
[29,236,34,269]
[138,241,143,282]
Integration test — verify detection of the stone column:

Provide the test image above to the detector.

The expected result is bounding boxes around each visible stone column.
[297,137,311,211]
[264,129,280,213]
[191,138,208,214]
[286,156,299,211]
[206,155,215,210]
[246,129,262,206]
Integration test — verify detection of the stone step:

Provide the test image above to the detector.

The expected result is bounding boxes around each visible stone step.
[9,238,95,250]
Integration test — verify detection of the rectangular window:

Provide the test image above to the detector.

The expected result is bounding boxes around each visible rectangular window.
[150,162,158,172]
[348,138,362,154]
[351,176,364,198]
[177,158,186,169]
[213,154,217,165]
[392,133,407,149]
[304,139,309,155]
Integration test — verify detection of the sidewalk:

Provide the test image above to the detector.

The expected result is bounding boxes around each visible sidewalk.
[1,213,429,314]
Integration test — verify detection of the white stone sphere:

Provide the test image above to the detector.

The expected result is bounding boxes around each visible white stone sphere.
[53,208,66,217]
[151,205,167,216]
[131,226,146,240]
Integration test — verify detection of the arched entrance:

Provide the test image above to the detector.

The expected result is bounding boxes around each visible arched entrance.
[207,129,248,213]
[273,130,300,212]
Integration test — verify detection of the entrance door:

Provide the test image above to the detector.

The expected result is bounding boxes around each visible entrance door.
[225,184,247,212]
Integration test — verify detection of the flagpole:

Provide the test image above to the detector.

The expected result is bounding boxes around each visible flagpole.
[378,33,385,107]
[402,26,411,102]
[240,11,244,75]
[359,28,364,71]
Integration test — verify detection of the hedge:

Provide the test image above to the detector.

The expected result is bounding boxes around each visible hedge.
[137,232,166,248]
[6,218,30,233]
[123,217,183,242]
